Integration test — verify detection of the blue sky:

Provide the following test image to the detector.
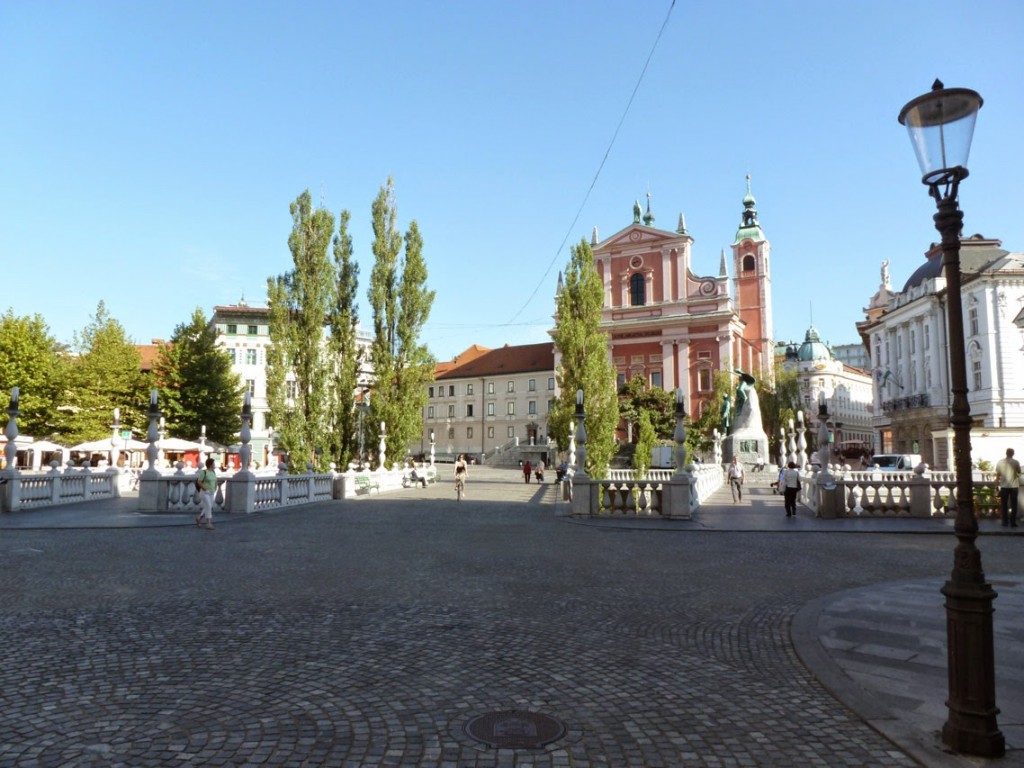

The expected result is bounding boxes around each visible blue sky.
[2,1,1022,363]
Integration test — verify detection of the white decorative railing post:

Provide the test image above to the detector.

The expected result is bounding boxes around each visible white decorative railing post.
[158,416,166,467]
[378,421,387,472]
[138,389,163,512]
[574,389,587,479]
[4,387,20,472]
[712,428,722,467]
[110,407,121,469]
[567,419,576,472]
[673,389,688,478]
[429,430,435,467]
[226,391,256,514]
[198,424,209,467]
[778,427,786,470]
[796,410,808,469]
[786,419,796,467]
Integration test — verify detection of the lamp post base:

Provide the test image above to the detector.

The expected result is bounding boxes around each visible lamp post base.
[941,578,1005,758]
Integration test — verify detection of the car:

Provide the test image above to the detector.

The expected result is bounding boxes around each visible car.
[868,453,923,471]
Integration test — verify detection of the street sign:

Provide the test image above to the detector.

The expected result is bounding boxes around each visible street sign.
[121,430,132,440]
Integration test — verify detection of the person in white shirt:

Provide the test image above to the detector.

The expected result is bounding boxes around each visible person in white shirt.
[728,457,745,502]
[995,447,1021,528]
[782,461,802,518]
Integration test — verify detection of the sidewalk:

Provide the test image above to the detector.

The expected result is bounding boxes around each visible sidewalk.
[2,470,1021,765]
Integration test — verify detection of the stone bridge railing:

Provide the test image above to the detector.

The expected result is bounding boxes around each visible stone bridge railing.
[1,464,121,512]
[568,463,724,520]
[798,466,1000,518]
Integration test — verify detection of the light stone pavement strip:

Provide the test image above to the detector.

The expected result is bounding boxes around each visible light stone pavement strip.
[0,467,1020,767]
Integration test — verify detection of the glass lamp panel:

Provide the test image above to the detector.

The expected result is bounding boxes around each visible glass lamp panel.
[900,88,982,176]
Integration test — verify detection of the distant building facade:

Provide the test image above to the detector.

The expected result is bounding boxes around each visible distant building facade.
[856,236,1024,469]
[780,327,874,454]
[425,342,556,461]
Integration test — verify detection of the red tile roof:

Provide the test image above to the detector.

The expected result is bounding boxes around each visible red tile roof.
[436,342,554,380]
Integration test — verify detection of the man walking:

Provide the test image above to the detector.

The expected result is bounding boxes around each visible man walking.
[782,461,802,518]
[995,447,1021,528]
[728,457,745,502]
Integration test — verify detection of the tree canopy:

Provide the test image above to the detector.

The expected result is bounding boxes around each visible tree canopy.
[153,307,244,445]
[367,177,435,467]
[0,310,66,438]
[549,238,618,475]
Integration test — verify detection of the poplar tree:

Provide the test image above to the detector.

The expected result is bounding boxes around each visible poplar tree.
[266,191,336,471]
[367,177,435,467]
[326,209,361,468]
[550,238,618,476]
[0,310,66,437]
[153,308,243,445]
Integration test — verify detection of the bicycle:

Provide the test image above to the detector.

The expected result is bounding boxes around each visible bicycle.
[455,473,465,501]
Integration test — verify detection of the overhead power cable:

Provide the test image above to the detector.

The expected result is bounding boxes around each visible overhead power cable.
[505,0,676,325]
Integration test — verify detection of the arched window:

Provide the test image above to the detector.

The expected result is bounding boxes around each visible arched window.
[630,272,646,306]
[743,255,755,272]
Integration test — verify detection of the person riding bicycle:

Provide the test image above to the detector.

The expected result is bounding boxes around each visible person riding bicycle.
[454,454,468,500]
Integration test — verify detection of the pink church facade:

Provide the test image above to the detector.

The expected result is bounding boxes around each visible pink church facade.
[571,183,775,421]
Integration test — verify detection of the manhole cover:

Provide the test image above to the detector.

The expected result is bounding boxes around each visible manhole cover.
[464,710,566,749]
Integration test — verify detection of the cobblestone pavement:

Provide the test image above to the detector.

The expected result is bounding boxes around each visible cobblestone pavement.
[1,467,1021,767]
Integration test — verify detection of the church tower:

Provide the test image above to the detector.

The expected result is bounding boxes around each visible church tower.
[731,176,774,383]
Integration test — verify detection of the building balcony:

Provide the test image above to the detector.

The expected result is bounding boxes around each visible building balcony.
[881,393,930,414]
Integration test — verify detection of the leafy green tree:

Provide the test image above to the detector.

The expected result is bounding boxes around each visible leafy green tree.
[0,310,67,437]
[632,410,655,479]
[266,190,337,471]
[367,177,435,467]
[58,301,148,443]
[757,360,801,465]
[619,374,675,440]
[549,238,618,476]
[326,209,362,469]
[152,308,244,445]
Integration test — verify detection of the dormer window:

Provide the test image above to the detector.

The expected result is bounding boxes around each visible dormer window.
[630,272,646,306]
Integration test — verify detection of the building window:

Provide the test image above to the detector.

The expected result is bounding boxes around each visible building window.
[528,401,536,415]
[467,384,474,395]
[507,402,515,415]
[487,382,494,394]
[507,426,515,438]
[487,403,495,416]
[972,360,983,390]
[466,404,474,417]
[548,399,554,412]
[246,349,258,365]
[246,379,256,396]
[467,427,473,439]
[429,387,434,397]
[448,427,455,440]
[630,272,645,306]
[447,404,455,418]
[651,371,662,388]
[227,348,237,363]
[428,406,435,418]
[449,385,455,397]
[226,324,237,335]
[487,426,494,439]
[969,308,979,336]
[286,380,297,400]
[528,378,536,391]
[247,325,258,335]
[548,377,555,390]
[617,372,626,388]
[507,380,514,393]
[743,254,755,272]
[698,367,712,392]
[924,325,930,350]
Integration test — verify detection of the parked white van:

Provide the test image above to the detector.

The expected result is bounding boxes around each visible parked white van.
[870,454,923,471]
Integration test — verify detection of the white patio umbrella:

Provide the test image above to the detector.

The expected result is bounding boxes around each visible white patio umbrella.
[157,437,205,452]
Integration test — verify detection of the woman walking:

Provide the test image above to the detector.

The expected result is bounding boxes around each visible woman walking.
[195,457,217,530]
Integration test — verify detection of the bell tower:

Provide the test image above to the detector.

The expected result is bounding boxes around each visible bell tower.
[731,176,774,382]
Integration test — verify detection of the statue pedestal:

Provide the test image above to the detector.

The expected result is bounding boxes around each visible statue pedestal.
[722,429,769,466]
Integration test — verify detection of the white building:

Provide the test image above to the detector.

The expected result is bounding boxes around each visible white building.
[781,327,874,454]
[857,236,1024,469]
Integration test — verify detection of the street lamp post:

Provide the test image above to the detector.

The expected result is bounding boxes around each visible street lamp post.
[899,80,1003,758]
